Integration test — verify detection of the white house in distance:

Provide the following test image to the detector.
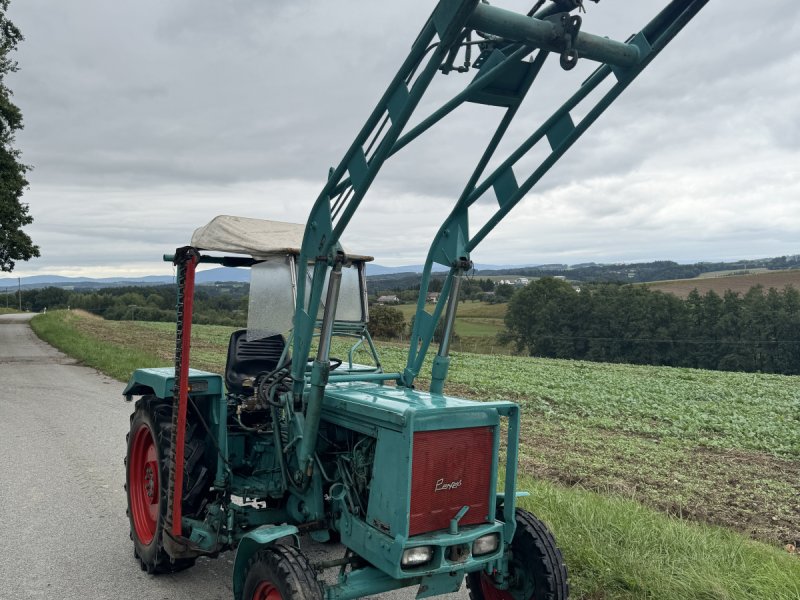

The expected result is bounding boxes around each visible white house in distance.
[497,278,529,287]
[376,295,400,304]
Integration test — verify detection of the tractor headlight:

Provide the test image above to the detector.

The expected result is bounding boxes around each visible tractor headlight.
[472,533,499,557]
[401,546,433,568]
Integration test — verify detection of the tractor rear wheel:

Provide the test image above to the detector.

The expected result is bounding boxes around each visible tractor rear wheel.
[243,545,322,600]
[125,395,210,574]
[466,508,568,600]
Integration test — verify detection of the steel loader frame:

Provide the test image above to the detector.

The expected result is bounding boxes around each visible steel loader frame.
[123,1,710,599]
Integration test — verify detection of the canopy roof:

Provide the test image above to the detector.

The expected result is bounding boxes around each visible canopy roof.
[190,215,373,261]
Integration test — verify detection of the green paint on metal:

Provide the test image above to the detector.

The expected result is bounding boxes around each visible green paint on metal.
[546,112,576,151]
[612,31,654,82]
[493,168,519,208]
[347,149,370,192]
[468,49,534,107]
[432,0,480,48]
[428,355,451,395]
[387,84,410,123]
[325,566,418,600]
[416,572,465,598]
[122,367,223,399]
[432,210,469,268]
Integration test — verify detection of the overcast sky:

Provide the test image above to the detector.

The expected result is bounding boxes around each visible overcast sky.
[4,0,799,278]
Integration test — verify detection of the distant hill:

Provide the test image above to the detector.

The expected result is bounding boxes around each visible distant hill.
[0,274,173,287]
[4,255,799,291]
[367,256,800,291]
[0,267,251,290]
[472,257,800,283]
[365,263,539,276]
[1,263,535,289]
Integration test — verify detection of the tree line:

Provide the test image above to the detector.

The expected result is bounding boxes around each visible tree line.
[370,277,505,303]
[502,278,800,375]
[6,284,249,326]
[366,257,800,291]
[479,256,800,284]
[13,278,800,375]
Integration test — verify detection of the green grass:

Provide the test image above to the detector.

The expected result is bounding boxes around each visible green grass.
[453,301,508,318]
[29,310,800,598]
[393,300,507,320]
[30,311,171,380]
[389,301,509,353]
[0,307,21,314]
[454,357,800,457]
[521,476,800,600]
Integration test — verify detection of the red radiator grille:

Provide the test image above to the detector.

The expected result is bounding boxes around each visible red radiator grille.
[409,426,493,536]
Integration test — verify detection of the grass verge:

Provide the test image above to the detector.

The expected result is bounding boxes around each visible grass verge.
[521,475,800,599]
[30,310,169,380]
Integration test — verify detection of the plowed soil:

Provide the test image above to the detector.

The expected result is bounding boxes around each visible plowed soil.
[647,269,800,299]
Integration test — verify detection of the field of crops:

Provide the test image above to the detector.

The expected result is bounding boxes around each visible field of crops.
[388,300,508,353]
[34,310,800,548]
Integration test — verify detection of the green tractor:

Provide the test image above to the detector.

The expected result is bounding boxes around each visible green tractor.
[123,1,709,598]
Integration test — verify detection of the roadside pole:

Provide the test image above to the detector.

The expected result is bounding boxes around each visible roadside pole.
[18,277,21,311]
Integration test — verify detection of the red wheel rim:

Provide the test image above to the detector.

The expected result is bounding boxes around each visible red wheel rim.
[129,423,159,545]
[479,573,515,600]
[252,581,283,600]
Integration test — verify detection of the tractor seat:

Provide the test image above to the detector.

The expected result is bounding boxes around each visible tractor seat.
[225,329,287,396]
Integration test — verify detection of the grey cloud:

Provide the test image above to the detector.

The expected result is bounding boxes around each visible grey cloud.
[6,0,800,275]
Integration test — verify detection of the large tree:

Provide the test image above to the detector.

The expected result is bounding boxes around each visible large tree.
[0,0,37,272]
[502,277,580,358]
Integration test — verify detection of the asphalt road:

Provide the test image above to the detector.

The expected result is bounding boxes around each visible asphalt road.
[0,315,466,600]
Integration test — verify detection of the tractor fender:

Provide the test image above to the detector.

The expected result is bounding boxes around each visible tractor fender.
[123,368,174,400]
[122,367,224,401]
[232,524,300,600]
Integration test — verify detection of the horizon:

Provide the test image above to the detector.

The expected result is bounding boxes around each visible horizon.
[3,253,797,286]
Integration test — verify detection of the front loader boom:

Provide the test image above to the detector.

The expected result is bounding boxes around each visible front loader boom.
[291,0,709,475]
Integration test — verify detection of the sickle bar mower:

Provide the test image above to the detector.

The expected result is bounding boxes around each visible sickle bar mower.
[123,1,710,598]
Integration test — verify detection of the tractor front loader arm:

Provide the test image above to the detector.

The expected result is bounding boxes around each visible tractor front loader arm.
[289,0,710,477]
[404,0,708,389]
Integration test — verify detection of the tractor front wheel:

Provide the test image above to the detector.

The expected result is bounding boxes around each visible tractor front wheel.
[466,508,568,600]
[243,545,322,600]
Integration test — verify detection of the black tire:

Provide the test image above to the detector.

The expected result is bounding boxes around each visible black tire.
[125,395,211,574]
[466,508,569,600]
[243,544,322,600]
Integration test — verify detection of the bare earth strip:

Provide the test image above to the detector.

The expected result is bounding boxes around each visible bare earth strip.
[519,421,800,545]
[647,269,800,299]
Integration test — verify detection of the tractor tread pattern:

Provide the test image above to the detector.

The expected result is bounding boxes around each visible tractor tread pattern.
[243,544,323,600]
[125,395,210,575]
[466,508,568,600]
